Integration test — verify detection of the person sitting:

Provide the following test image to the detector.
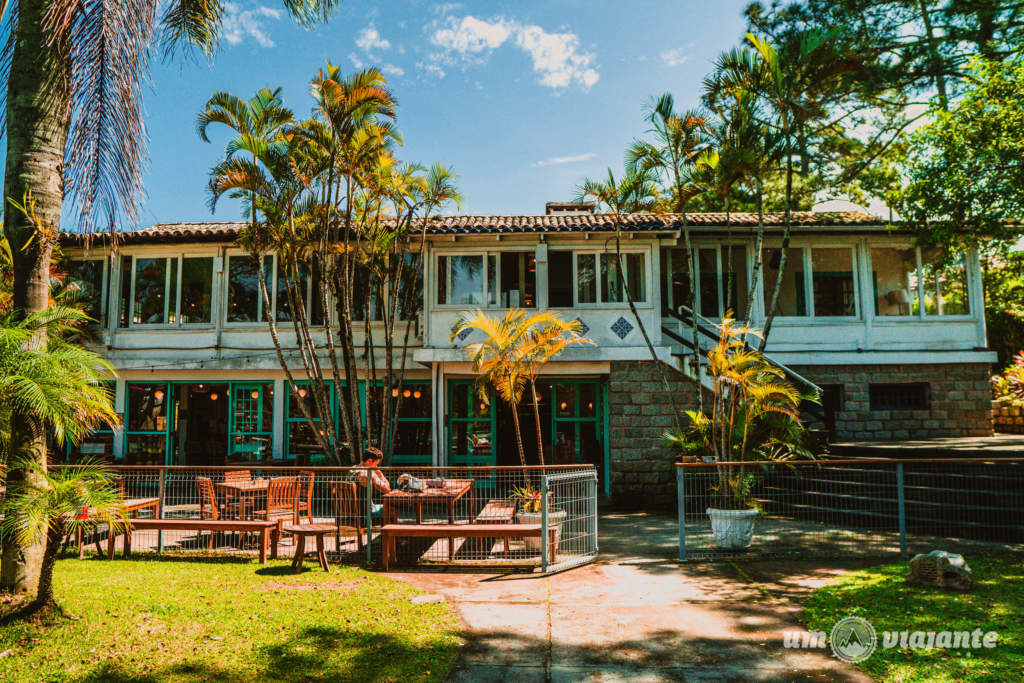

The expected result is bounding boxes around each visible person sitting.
[351,446,390,516]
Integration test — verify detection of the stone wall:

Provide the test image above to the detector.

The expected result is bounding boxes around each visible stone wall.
[607,360,699,509]
[992,401,1024,433]
[791,363,993,440]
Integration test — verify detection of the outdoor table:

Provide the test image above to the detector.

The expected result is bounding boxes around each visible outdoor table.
[214,478,269,519]
[283,523,335,572]
[383,479,475,560]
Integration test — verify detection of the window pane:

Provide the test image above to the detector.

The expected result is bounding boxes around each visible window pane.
[665,248,693,313]
[119,255,131,328]
[762,247,807,316]
[66,259,104,321]
[499,252,537,308]
[352,263,383,321]
[920,249,970,316]
[128,384,167,432]
[396,253,422,320]
[871,248,916,316]
[227,255,269,322]
[393,423,432,459]
[398,384,431,419]
[579,383,597,417]
[600,253,624,303]
[133,258,168,325]
[168,257,178,325]
[125,434,166,466]
[626,253,646,302]
[811,248,856,317]
[276,260,309,322]
[577,254,597,303]
[289,385,322,419]
[487,254,498,307]
[443,255,483,305]
[180,257,212,324]
[556,384,575,417]
[548,251,573,307]
[721,246,747,319]
[698,248,719,317]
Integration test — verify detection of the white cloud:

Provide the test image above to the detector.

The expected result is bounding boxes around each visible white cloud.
[418,61,446,78]
[660,47,688,67]
[427,15,599,90]
[531,152,597,168]
[356,25,391,53]
[380,63,405,76]
[348,52,365,69]
[222,3,282,48]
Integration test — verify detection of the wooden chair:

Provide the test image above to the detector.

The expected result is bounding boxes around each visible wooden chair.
[224,470,252,482]
[197,476,219,549]
[296,471,315,525]
[332,481,376,551]
[254,476,299,542]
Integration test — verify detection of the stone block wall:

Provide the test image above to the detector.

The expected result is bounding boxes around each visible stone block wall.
[607,360,698,509]
[791,363,993,440]
[992,401,1024,433]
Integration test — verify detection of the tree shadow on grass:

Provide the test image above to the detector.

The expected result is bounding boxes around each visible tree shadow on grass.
[71,625,460,683]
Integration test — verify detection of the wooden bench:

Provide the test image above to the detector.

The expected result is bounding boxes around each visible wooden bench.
[381,523,556,570]
[107,519,281,563]
[475,499,516,523]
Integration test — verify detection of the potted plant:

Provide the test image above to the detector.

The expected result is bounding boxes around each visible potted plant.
[664,317,814,550]
[511,485,567,551]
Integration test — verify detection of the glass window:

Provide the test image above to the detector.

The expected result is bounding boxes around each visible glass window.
[276,260,310,323]
[127,384,168,432]
[119,255,132,328]
[698,248,719,317]
[871,247,917,316]
[486,254,498,307]
[626,253,646,303]
[133,257,174,325]
[920,248,970,316]
[663,247,693,314]
[393,382,432,465]
[395,253,423,320]
[499,252,536,308]
[811,248,856,317]
[721,246,747,319]
[762,247,807,316]
[65,259,105,322]
[438,255,484,305]
[180,257,213,324]
[600,253,624,303]
[576,254,597,304]
[352,263,383,321]
[227,255,271,323]
[548,251,574,307]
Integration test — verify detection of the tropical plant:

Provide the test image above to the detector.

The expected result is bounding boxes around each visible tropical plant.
[510,485,553,514]
[991,351,1024,406]
[1,457,127,615]
[451,309,591,468]
[662,317,813,509]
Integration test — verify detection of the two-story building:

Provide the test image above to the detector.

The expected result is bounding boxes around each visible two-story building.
[61,206,995,506]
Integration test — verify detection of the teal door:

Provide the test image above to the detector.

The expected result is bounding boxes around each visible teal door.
[229,383,272,461]
[447,380,496,467]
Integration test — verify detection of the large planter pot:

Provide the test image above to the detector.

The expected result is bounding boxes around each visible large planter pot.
[706,507,759,550]
[517,509,567,551]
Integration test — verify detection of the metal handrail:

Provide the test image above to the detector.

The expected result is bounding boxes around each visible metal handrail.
[676,457,1024,467]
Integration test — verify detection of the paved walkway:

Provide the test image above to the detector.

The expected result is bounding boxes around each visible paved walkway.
[393,512,874,682]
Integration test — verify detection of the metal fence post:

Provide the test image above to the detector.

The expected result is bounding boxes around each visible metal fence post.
[364,468,373,565]
[896,463,907,558]
[540,474,550,573]
[157,467,166,553]
[590,472,599,556]
[677,466,687,562]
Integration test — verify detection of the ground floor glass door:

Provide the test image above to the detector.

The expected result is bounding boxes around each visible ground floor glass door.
[228,383,273,462]
[447,380,496,467]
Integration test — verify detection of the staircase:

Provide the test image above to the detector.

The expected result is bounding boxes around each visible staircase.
[660,305,835,439]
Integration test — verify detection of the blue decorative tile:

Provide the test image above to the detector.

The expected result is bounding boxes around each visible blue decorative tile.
[456,327,473,342]
[573,317,590,337]
[610,316,634,340]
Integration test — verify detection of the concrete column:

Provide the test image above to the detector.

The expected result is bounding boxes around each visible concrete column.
[271,377,285,458]
[112,376,127,459]
[535,243,549,310]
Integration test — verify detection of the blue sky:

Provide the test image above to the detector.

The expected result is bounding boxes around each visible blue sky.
[141,0,749,225]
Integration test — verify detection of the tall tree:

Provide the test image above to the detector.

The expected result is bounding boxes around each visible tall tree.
[0,0,338,594]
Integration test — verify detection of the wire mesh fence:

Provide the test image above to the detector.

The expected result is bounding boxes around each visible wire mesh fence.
[677,458,1024,562]
[52,464,598,573]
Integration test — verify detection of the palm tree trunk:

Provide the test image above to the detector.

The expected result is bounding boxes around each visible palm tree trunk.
[508,380,528,468]
[27,528,64,613]
[745,176,766,324]
[759,144,793,352]
[1,0,71,594]
[681,211,703,414]
[530,378,545,467]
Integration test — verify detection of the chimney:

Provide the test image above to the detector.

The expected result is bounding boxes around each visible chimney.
[545,201,596,216]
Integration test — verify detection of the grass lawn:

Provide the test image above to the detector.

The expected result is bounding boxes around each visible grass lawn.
[802,553,1024,682]
[0,555,461,682]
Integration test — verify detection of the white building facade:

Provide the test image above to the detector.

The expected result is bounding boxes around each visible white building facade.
[62,210,994,506]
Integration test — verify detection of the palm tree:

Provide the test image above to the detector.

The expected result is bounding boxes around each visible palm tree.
[1,458,128,615]
[520,315,594,466]
[0,0,337,594]
[576,168,689,431]
[626,94,710,409]
[450,310,536,469]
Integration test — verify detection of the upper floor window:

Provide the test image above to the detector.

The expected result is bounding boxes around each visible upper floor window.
[662,246,748,319]
[226,254,324,325]
[130,255,214,326]
[871,246,969,317]
[437,252,536,308]
[551,251,646,307]
[762,246,857,318]
[65,258,107,324]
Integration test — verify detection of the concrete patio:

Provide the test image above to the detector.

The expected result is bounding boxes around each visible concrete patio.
[394,512,875,682]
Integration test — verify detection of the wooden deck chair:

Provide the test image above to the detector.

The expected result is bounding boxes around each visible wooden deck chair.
[296,471,315,524]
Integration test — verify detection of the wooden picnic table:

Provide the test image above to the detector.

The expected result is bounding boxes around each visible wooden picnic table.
[383,479,475,560]
[214,478,269,519]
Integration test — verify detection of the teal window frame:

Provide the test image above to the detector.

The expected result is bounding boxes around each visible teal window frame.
[284,381,338,463]
[447,379,496,467]
[123,381,174,466]
[66,380,116,461]
[389,380,432,466]
[227,382,273,462]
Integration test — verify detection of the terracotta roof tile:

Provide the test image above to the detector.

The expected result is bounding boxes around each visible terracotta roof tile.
[62,211,886,245]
